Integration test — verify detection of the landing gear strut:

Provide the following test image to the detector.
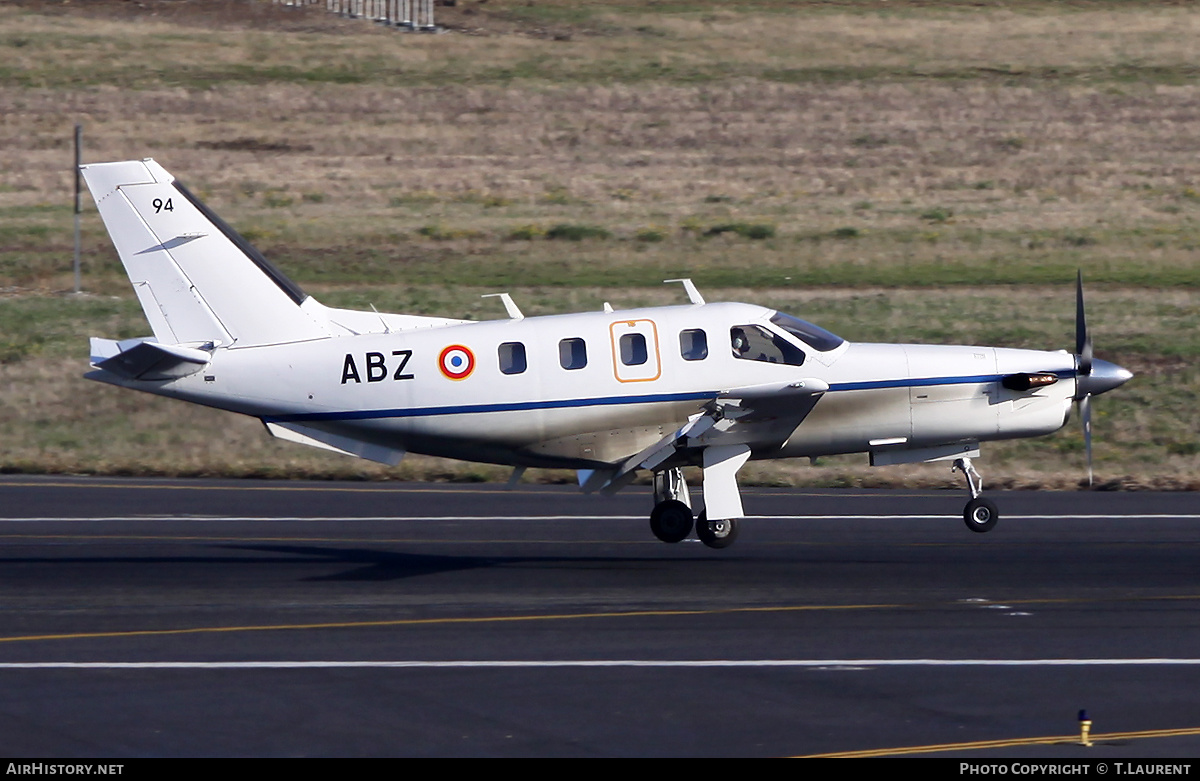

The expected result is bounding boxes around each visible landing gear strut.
[649,468,693,543]
[954,456,998,533]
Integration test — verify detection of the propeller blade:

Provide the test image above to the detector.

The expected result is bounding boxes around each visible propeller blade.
[1070,272,1131,485]
[1081,393,1093,487]
[1075,270,1093,379]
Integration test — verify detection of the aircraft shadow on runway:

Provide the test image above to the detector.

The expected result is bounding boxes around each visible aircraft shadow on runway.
[217,543,738,582]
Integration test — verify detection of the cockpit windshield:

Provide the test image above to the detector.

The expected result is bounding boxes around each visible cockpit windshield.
[769,311,845,352]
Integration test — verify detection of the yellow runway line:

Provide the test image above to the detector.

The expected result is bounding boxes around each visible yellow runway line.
[801,726,1200,757]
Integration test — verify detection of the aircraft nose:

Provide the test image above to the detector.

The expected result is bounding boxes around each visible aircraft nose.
[1083,358,1133,396]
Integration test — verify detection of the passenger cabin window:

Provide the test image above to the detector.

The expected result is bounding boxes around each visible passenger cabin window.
[730,325,806,366]
[559,338,587,370]
[619,333,648,366]
[499,342,526,375]
[679,329,708,361]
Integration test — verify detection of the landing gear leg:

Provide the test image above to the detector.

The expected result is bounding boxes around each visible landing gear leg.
[954,456,998,533]
[649,468,694,543]
[695,444,751,550]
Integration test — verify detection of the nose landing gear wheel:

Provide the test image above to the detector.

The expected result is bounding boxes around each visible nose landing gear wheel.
[695,512,739,549]
[650,500,694,543]
[963,497,998,533]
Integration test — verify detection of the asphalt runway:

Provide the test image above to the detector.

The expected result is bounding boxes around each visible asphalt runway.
[1,475,1199,758]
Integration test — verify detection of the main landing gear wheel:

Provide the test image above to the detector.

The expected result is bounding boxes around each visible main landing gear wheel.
[695,512,739,549]
[963,497,998,533]
[650,500,694,543]
[954,456,998,534]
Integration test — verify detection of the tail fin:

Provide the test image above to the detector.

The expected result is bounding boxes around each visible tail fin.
[81,159,329,347]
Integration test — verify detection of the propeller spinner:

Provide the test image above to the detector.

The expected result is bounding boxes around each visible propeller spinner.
[1072,271,1134,484]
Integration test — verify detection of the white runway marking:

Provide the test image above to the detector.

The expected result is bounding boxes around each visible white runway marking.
[3,514,1200,522]
[0,516,648,522]
[4,659,1200,669]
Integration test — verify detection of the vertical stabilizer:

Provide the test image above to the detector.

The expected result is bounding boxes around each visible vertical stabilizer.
[81,159,329,347]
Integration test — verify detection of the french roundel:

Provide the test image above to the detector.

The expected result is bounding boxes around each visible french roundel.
[438,345,475,380]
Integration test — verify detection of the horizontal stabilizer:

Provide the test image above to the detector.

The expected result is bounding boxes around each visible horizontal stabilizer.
[89,337,211,381]
[263,421,405,466]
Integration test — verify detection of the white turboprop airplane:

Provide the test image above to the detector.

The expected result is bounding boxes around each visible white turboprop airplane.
[80,159,1133,548]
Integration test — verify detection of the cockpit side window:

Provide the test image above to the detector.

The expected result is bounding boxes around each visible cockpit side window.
[730,325,806,366]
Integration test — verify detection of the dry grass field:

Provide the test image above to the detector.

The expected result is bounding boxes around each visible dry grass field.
[1,0,1197,488]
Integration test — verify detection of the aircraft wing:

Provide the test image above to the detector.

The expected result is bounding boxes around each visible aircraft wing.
[709,378,831,422]
[587,378,829,494]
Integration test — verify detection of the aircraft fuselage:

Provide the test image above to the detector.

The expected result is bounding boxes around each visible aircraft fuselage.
[92,300,1078,470]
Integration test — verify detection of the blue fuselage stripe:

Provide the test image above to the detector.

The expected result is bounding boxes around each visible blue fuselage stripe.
[267,391,717,423]
[831,373,996,392]
[266,371,1074,424]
